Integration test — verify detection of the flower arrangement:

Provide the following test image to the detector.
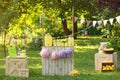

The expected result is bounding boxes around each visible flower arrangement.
[20,50,27,57]
[40,48,49,58]
[58,47,73,58]
[69,70,80,76]
[51,51,59,60]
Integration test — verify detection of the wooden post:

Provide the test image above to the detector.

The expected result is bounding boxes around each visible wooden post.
[42,7,45,46]
[72,0,75,38]
[4,31,6,57]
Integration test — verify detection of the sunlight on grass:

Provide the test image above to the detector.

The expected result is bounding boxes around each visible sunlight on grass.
[29,64,42,69]
[75,45,98,49]
[77,36,101,39]
[0,66,4,68]
[28,57,41,60]
[81,70,115,76]
[0,59,5,61]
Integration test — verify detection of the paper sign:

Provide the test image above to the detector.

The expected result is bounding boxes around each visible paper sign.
[7,45,17,57]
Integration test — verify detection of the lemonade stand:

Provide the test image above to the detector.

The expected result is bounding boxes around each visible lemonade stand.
[95,42,117,71]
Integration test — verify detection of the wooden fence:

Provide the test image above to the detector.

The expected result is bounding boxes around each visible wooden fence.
[42,46,74,76]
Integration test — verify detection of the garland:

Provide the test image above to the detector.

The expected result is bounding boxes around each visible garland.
[40,16,120,27]
[40,47,73,60]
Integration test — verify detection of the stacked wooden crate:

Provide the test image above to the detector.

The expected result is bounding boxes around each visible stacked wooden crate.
[95,52,117,71]
[5,57,29,77]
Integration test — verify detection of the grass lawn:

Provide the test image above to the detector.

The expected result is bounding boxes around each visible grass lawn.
[0,36,120,80]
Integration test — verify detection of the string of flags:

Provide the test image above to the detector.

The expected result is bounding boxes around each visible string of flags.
[9,15,120,43]
[91,16,120,27]
[40,15,120,27]
[34,26,91,39]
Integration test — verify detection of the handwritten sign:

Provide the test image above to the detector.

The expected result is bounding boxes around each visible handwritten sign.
[7,45,17,57]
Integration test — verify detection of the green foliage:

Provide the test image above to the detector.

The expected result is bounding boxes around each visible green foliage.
[109,23,120,50]
[87,26,102,35]
[28,36,42,50]
[0,0,100,37]
[1,0,120,51]
[7,3,43,38]
[43,18,64,36]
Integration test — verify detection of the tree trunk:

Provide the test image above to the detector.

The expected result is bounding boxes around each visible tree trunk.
[61,19,70,36]
[4,31,6,57]
[74,19,78,39]
[58,0,61,3]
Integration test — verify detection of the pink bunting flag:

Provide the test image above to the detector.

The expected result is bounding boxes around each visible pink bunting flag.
[103,20,108,26]
[48,18,52,21]
[87,20,91,26]
[109,18,114,25]
[92,21,97,27]
[55,18,58,24]
[23,39,27,44]
[74,17,78,22]
[116,16,120,24]
[80,19,85,24]
[62,18,65,21]
[39,15,42,23]
[98,20,102,26]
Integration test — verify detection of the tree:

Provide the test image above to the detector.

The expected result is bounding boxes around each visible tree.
[0,0,20,57]
[97,0,120,12]
[1,0,100,38]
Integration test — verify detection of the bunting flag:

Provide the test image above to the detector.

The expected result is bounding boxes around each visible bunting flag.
[92,21,97,27]
[116,16,120,23]
[103,20,108,26]
[109,18,114,25]
[40,15,120,28]
[80,19,85,24]
[34,37,38,44]
[87,20,91,26]
[98,20,102,26]
[48,18,52,21]
[30,36,33,42]
[74,17,78,22]
[20,39,23,47]
[62,18,65,21]
[39,15,42,23]
[12,38,15,44]
[55,18,58,24]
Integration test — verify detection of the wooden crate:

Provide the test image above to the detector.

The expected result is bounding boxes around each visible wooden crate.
[5,57,28,77]
[19,69,29,77]
[42,46,74,76]
[95,52,117,71]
